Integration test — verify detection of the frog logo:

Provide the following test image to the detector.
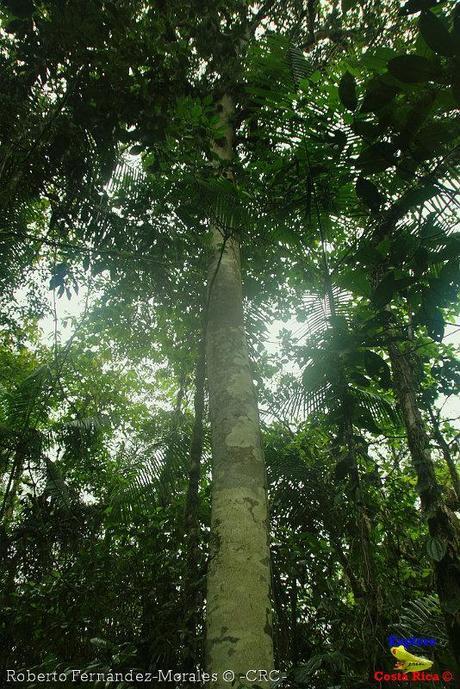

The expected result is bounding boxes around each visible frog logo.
[390,645,434,673]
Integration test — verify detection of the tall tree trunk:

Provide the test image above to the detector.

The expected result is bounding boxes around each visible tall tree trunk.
[428,407,460,505]
[388,341,460,670]
[205,94,273,684]
[342,414,382,674]
[320,233,382,672]
[289,576,299,665]
[0,439,26,529]
[182,332,206,671]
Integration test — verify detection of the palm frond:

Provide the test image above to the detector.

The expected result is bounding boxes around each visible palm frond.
[392,595,448,650]
[3,364,52,431]
[293,649,353,683]
[109,435,190,520]
[44,456,78,511]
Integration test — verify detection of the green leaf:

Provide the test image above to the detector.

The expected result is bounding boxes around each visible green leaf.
[401,0,440,15]
[361,48,397,72]
[395,183,437,217]
[395,92,437,150]
[364,351,392,389]
[424,307,445,341]
[372,273,395,309]
[335,459,349,480]
[454,4,460,39]
[426,536,446,562]
[410,119,455,162]
[352,119,383,140]
[441,594,460,614]
[452,70,460,106]
[419,11,455,57]
[388,55,444,83]
[350,371,371,388]
[129,145,144,155]
[356,176,384,211]
[356,142,397,173]
[91,261,106,276]
[419,214,444,241]
[90,637,112,649]
[354,408,382,434]
[338,267,371,297]
[360,78,398,113]
[341,0,354,13]
[4,0,34,18]
[338,72,357,111]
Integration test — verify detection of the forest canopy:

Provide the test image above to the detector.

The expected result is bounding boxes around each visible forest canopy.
[0,1,459,688]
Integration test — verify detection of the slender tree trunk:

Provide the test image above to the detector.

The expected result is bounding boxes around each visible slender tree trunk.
[182,332,206,671]
[388,341,460,670]
[342,415,382,674]
[318,212,382,665]
[289,576,299,665]
[428,407,460,505]
[0,440,26,529]
[321,233,382,673]
[368,215,460,669]
[329,534,365,600]
[205,94,273,684]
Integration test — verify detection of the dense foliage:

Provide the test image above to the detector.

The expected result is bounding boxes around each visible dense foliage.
[1,1,459,688]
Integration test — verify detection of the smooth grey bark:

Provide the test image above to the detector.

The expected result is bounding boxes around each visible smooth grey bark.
[205,94,273,685]
[182,332,206,672]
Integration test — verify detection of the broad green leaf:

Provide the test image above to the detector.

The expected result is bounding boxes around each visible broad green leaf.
[372,273,395,309]
[395,183,437,217]
[422,307,445,341]
[419,11,455,57]
[388,55,444,83]
[341,0,354,13]
[338,72,357,111]
[335,459,349,480]
[426,536,446,562]
[364,351,392,389]
[454,4,460,39]
[356,176,384,211]
[354,408,382,434]
[360,78,398,113]
[129,145,144,155]
[401,0,440,15]
[361,48,397,72]
[352,119,383,140]
[356,142,397,173]
[4,0,34,18]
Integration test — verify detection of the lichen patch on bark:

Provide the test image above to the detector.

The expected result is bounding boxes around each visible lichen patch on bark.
[225,416,259,448]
